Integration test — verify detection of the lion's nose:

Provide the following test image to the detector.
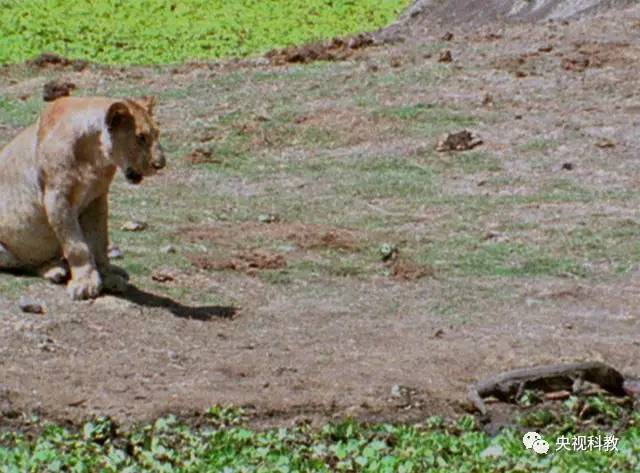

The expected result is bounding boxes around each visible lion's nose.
[152,144,166,170]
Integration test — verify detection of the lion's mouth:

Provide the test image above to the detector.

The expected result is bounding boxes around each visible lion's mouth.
[125,167,143,184]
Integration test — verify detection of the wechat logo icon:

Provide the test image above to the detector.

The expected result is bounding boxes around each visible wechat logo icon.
[523,432,550,455]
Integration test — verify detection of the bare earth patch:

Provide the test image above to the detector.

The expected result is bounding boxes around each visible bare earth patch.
[189,250,287,275]
[181,222,361,251]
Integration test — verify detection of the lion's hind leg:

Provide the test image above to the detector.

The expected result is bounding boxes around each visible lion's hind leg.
[0,242,21,269]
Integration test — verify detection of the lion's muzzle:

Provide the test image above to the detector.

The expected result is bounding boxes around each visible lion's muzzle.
[125,167,143,184]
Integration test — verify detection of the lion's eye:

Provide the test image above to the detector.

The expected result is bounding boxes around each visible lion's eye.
[137,134,148,146]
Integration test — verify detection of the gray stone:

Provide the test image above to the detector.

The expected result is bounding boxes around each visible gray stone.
[19,296,45,314]
[108,245,124,259]
[121,220,147,232]
[161,244,177,254]
[480,444,504,459]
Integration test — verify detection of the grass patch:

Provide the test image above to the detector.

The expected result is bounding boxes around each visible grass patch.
[427,150,503,174]
[2,400,639,472]
[0,96,42,128]
[518,138,560,153]
[0,0,411,65]
[0,274,36,299]
[422,239,587,278]
[377,103,478,135]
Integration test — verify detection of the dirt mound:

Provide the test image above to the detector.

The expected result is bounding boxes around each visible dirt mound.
[381,0,635,33]
[189,250,286,276]
[28,52,88,71]
[387,259,435,281]
[266,34,374,65]
[181,222,360,252]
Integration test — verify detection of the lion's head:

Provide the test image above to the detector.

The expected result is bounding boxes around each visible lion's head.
[106,96,165,184]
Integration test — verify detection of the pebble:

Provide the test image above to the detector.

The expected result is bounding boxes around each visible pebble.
[108,245,124,259]
[379,243,398,261]
[152,270,175,283]
[161,244,177,254]
[258,214,279,224]
[19,296,45,314]
[480,445,504,459]
[438,49,453,63]
[121,220,147,232]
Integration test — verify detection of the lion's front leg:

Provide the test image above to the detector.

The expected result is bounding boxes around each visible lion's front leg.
[44,189,102,300]
[80,194,128,294]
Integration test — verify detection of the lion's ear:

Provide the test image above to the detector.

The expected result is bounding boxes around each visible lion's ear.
[136,96,156,116]
[106,102,133,131]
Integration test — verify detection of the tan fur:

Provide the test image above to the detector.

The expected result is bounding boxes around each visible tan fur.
[0,96,166,300]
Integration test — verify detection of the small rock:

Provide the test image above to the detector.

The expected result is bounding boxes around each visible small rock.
[484,231,509,243]
[481,94,494,107]
[441,32,454,41]
[379,243,398,261]
[108,245,124,259]
[151,269,176,283]
[160,244,177,254]
[121,220,147,232]
[277,244,298,253]
[595,138,615,149]
[390,56,403,68]
[438,50,453,63]
[433,329,445,338]
[480,445,504,459]
[436,130,483,152]
[258,214,279,224]
[525,297,542,307]
[390,384,404,398]
[623,379,640,396]
[19,296,45,314]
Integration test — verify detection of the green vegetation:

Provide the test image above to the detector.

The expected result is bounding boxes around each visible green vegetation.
[0,97,42,127]
[2,399,639,472]
[0,0,411,65]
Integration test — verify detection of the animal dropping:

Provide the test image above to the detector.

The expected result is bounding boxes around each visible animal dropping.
[436,130,483,152]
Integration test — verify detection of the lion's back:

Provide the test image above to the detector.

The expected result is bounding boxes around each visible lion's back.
[0,123,58,265]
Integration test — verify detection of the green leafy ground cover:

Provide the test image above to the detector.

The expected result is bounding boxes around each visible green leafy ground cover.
[2,399,639,472]
[0,0,411,65]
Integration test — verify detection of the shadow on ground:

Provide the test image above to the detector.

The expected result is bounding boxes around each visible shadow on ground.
[115,284,237,321]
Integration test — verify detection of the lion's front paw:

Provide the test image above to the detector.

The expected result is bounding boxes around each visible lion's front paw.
[67,270,102,300]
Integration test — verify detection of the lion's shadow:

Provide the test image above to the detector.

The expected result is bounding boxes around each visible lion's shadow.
[114,284,237,321]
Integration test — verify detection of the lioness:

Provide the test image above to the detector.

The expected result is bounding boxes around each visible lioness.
[0,96,165,300]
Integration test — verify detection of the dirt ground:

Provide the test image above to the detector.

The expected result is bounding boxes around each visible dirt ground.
[2,0,640,430]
